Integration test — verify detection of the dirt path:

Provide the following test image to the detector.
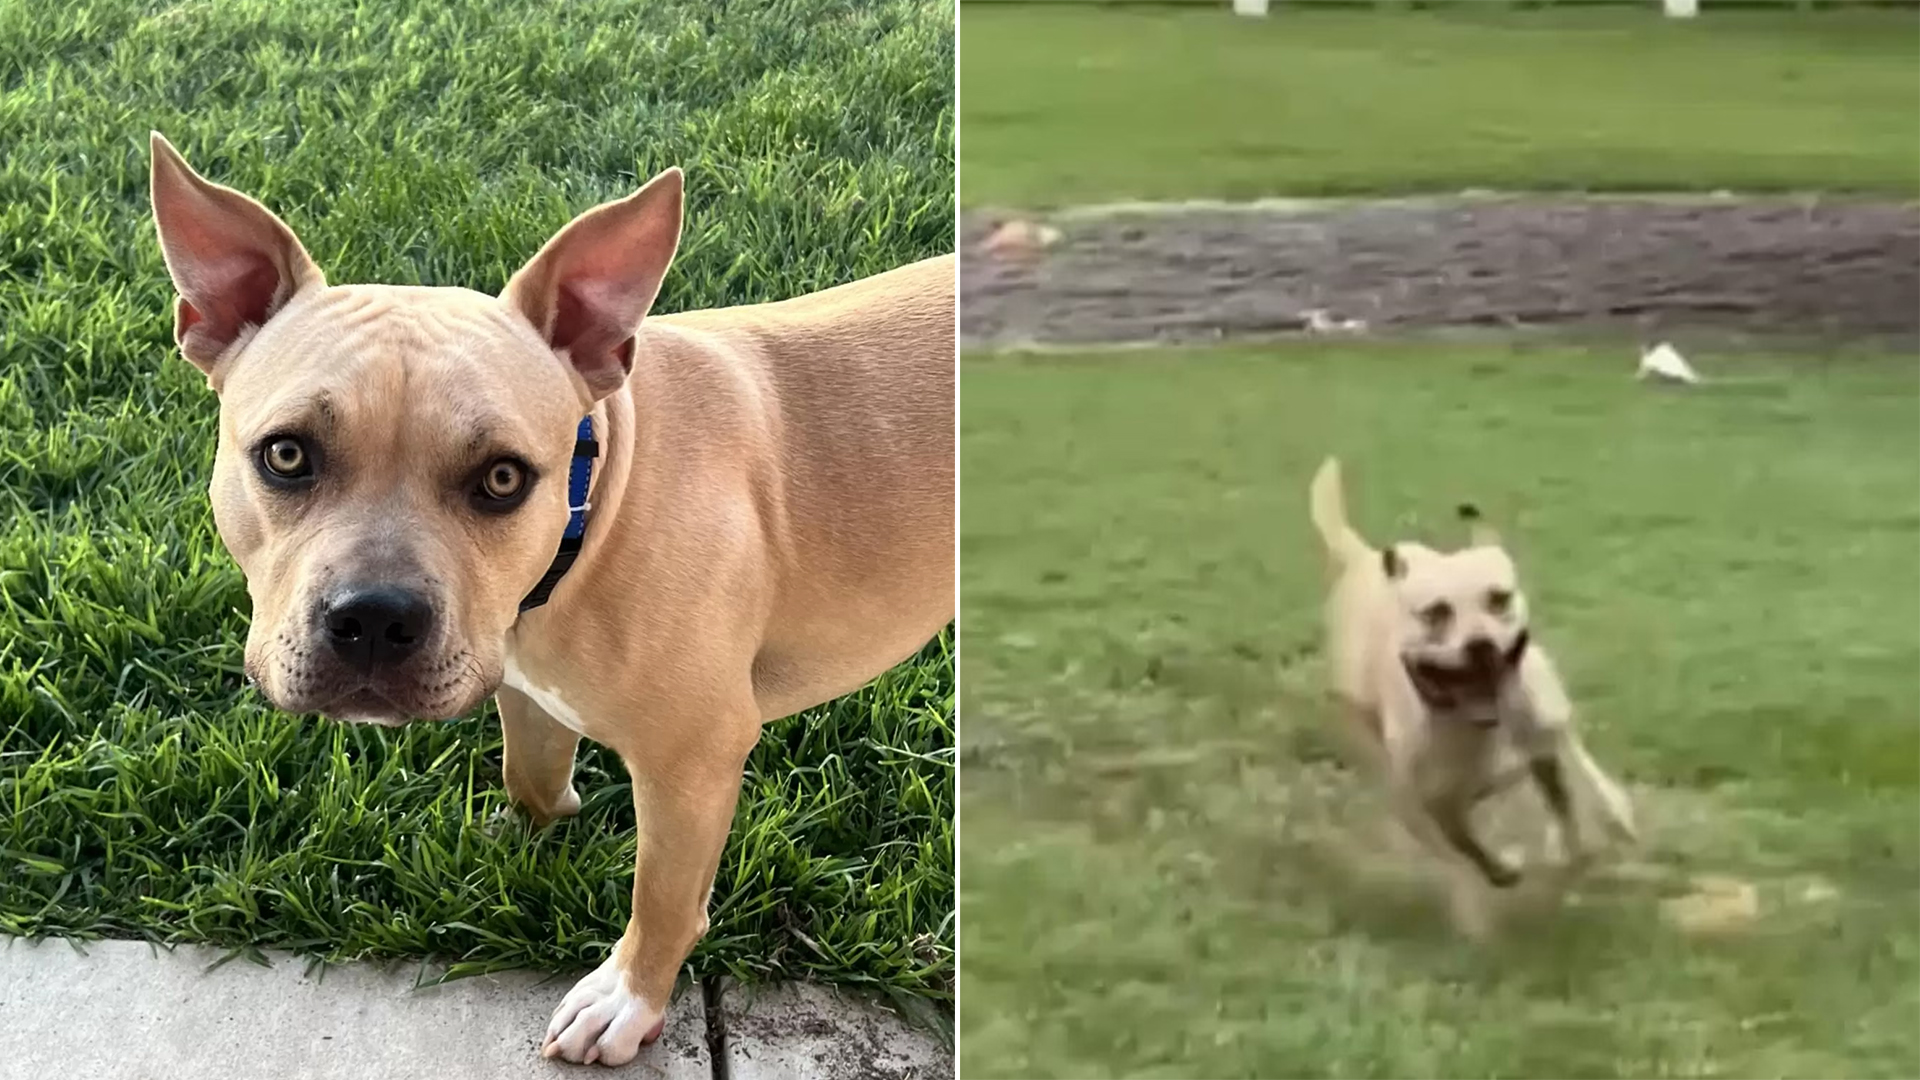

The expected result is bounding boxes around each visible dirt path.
[960,198,1920,348]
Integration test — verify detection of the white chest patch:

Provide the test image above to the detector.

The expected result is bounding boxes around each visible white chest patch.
[500,654,589,736]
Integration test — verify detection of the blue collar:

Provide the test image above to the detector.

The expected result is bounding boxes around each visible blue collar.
[518,415,598,612]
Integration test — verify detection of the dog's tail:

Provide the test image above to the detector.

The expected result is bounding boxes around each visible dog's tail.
[1309,457,1372,570]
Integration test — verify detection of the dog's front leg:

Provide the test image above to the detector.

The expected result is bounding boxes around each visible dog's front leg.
[498,686,584,826]
[1394,780,1505,939]
[1512,649,1635,854]
[1563,732,1640,846]
[1526,750,1586,867]
[541,714,758,1066]
[1428,791,1520,889]
[1376,711,1447,853]
[1379,716,1515,886]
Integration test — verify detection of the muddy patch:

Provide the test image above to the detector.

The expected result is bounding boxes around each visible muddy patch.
[960,198,1920,347]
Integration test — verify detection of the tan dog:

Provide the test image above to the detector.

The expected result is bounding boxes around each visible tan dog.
[149,134,953,1065]
[1307,458,1635,933]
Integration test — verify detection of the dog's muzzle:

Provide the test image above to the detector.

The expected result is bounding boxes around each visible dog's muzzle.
[1406,632,1530,720]
[246,583,488,723]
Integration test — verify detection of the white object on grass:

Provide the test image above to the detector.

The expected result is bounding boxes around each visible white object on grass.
[1233,0,1270,16]
[1664,0,1698,17]
[1304,308,1368,335]
[982,219,1062,260]
[1637,342,1701,385]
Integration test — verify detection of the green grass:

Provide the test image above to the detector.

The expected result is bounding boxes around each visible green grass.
[0,0,954,999]
[958,343,1920,1077]
[960,5,1920,206]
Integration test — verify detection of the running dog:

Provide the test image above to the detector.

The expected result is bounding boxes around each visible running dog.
[1307,458,1636,931]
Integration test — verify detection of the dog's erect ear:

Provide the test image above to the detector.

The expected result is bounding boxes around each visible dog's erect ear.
[1457,503,1502,547]
[150,133,325,376]
[501,168,684,402]
[1381,545,1406,579]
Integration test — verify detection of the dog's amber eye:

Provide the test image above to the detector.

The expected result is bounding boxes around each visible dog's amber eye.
[261,437,310,478]
[480,459,527,501]
[1486,589,1514,615]
[1419,600,1453,629]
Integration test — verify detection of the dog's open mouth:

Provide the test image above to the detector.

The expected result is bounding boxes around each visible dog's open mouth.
[1405,633,1529,720]
[1406,661,1503,718]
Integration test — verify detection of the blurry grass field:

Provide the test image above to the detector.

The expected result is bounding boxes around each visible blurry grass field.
[0,0,954,997]
[960,4,1920,205]
[959,343,1919,1077]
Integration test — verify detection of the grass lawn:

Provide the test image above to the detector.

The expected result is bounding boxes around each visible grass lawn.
[960,4,1920,205]
[958,343,1920,1077]
[0,0,954,999]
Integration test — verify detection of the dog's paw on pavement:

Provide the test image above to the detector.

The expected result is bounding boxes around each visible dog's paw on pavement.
[542,953,667,1065]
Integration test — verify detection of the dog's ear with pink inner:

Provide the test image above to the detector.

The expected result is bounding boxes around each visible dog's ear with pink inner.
[501,168,684,402]
[149,133,325,378]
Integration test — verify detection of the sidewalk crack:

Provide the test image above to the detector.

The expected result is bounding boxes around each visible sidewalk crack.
[702,975,730,1080]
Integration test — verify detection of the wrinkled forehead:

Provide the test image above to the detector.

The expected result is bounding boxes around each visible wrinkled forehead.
[1397,545,1520,603]
[219,285,580,454]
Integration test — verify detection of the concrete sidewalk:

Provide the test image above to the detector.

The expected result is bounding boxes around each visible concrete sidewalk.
[0,938,949,1080]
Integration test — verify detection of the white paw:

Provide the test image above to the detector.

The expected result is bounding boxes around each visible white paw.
[533,785,582,822]
[540,952,665,1066]
[487,787,581,834]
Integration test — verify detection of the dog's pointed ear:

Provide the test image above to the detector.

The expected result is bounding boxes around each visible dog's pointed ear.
[501,167,684,402]
[1381,545,1406,579]
[1458,503,1501,547]
[150,132,325,376]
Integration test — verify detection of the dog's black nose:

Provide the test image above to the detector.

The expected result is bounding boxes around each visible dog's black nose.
[1464,636,1501,671]
[322,587,433,668]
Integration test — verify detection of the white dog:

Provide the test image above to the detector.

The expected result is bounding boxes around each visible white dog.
[1308,458,1637,931]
